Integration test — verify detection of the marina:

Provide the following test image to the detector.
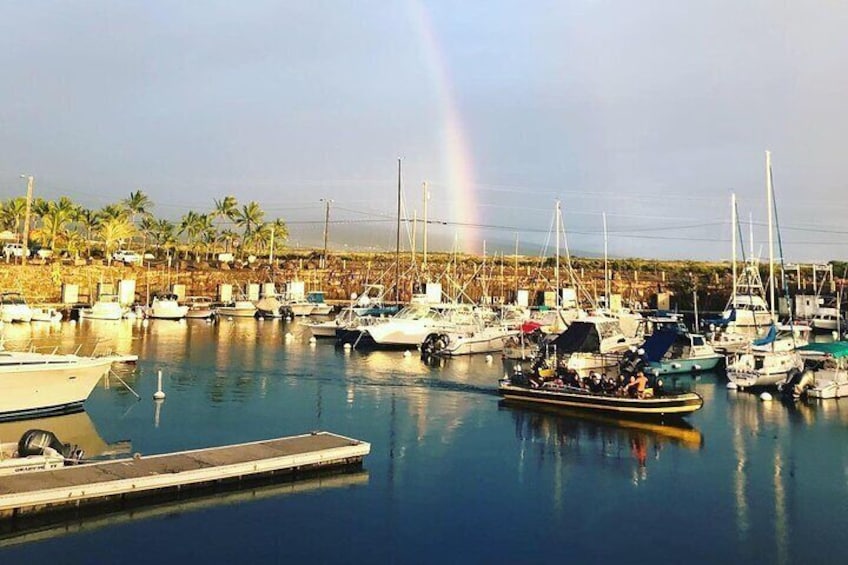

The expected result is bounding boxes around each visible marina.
[0,317,843,563]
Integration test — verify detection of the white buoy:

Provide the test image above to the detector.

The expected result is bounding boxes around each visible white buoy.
[286,316,292,322]
[404,350,412,358]
[228,316,233,321]
[693,364,701,371]
[760,391,773,401]
[309,336,317,344]
[726,382,738,390]
[153,370,166,400]
[142,318,149,328]
[258,317,264,322]
[343,343,352,350]
[485,354,493,363]
[69,319,76,325]
[285,332,294,340]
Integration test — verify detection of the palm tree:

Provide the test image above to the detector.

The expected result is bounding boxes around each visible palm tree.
[150,219,176,256]
[234,201,264,258]
[213,196,239,224]
[0,198,27,233]
[98,204,128,222]
[123,190,152,250]
[75,208,100,258]
[99,216,136,264]
[39,197,77,251]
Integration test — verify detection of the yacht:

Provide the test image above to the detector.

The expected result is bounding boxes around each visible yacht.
[0,349,113,421]
[307,291,333,316]
[147,293,189,320]
[216,299,257,318]
[183,296,216,319]
[534,316,639,377]
[0,292,33,323]
[79,294,126,321]
[339,303,474,349]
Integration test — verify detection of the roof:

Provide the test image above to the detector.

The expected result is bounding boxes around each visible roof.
[798,341,848,359]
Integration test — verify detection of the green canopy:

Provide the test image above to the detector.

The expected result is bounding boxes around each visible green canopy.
[798,341,848,359]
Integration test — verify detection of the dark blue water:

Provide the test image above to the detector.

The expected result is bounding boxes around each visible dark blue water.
[0,318,846,564]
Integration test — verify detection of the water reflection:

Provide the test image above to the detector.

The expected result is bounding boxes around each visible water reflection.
[0,411,128,458]
[501,401,703,486]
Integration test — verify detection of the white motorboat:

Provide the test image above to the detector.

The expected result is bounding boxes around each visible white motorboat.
[0,429,84,476]
[216,299,257,318]
[339,303,474,349]
[0,292,33,323]
[286,300,315,317]
[781,342,848,399]
[255,294,285,318]
[422,322,519,357]
[0,350,113,421]
[30,306,63,323]
[79,294,126,321]
[543,316,641,376]
[147,293,189,320]
[307,291,334,316]
[726,349,804,389]
[183,296,216,319]
[810,306,844,333]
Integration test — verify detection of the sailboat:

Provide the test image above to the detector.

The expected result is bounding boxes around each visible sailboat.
[726,152,803,389]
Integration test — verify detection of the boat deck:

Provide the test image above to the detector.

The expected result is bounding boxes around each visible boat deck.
[0,431,369,519]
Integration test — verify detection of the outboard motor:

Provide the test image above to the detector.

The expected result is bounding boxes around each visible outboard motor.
[779,369,815,399]
[420,333,449,360]
[620,347,648,377]
[18,429,84,463]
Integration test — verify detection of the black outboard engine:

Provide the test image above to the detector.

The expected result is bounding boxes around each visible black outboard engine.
[779,369,814,400]
[18,429,84,463]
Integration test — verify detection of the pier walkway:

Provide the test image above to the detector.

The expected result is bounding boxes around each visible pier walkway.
[0,431,369,519]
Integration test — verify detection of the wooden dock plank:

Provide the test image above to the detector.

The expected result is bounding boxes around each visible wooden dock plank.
[0,431,369,518]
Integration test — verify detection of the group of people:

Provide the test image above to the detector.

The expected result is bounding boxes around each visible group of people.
[528,365,652,398]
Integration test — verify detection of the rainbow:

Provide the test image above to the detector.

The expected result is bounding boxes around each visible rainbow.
[410,1,480,253]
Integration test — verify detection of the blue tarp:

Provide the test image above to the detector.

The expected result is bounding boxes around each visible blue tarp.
[641,329,679,363]
[752,324,777,347]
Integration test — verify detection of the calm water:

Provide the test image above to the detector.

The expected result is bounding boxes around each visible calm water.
[0,318,846,564]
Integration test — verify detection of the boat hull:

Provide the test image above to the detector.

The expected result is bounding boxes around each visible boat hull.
[650,355,723,375]
[498,382,703,417]
[0,357,113,421]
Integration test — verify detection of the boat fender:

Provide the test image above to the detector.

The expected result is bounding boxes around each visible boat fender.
[760,392,773,402]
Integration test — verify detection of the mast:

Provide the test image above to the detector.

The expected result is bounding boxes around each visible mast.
[603,212,610,310]
[514,233,519,300]
[555,200,561,309]
[395,158,402,304]
[423,181,429,271]
[731,193,737,306]
[767,150,775,322]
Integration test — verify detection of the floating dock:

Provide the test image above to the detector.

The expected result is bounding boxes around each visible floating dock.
[0,431,369,519]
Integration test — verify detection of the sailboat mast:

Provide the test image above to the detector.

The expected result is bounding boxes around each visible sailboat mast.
[603,212,609,310]
[423,181,429,271]
[555,200,561,309]
[731,193,737,307]
[395,158,402,304]
[766,150,775,321]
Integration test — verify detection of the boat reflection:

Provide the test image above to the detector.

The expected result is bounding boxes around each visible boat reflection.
[0,411,129,459]
[0,469,368,547]
[501,400,703,484]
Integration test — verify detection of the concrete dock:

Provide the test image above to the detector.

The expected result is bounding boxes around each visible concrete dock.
[0,431,370,519]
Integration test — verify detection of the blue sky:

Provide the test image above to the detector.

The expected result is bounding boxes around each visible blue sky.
[1,1,846,260]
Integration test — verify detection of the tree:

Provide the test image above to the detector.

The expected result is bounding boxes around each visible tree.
[38,197,76,251]
[122,190,153,250]
[0,197,27,233]
[99,216,136,264]
[75,207,100,257]
[213,195,239,224]
[234,201,264,257]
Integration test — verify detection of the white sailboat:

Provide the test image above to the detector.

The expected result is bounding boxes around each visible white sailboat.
[727,152,803,388]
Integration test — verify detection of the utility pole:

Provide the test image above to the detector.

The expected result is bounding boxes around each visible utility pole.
[20,175,34,260]
[321,198,332,269]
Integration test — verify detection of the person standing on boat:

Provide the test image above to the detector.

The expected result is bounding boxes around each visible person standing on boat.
[625,371,649,398]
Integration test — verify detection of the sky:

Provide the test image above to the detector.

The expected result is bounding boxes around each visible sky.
[1,1,847,261]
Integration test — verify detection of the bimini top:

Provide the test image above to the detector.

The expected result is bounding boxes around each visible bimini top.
[551,319,624,353]
[640,329,680,363]
[798,341,848,359]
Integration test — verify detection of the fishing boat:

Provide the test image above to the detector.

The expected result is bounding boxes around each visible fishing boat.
[0,350,113,421]
[498,374,703,418]
[0,292,33,323]
[254,294,285,318]
[338,303,474,349]
[147,293,189,320]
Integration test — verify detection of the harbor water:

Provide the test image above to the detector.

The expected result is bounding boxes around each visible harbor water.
[0,318,846,564]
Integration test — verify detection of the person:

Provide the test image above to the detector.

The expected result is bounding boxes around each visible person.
[625,371,649,398]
